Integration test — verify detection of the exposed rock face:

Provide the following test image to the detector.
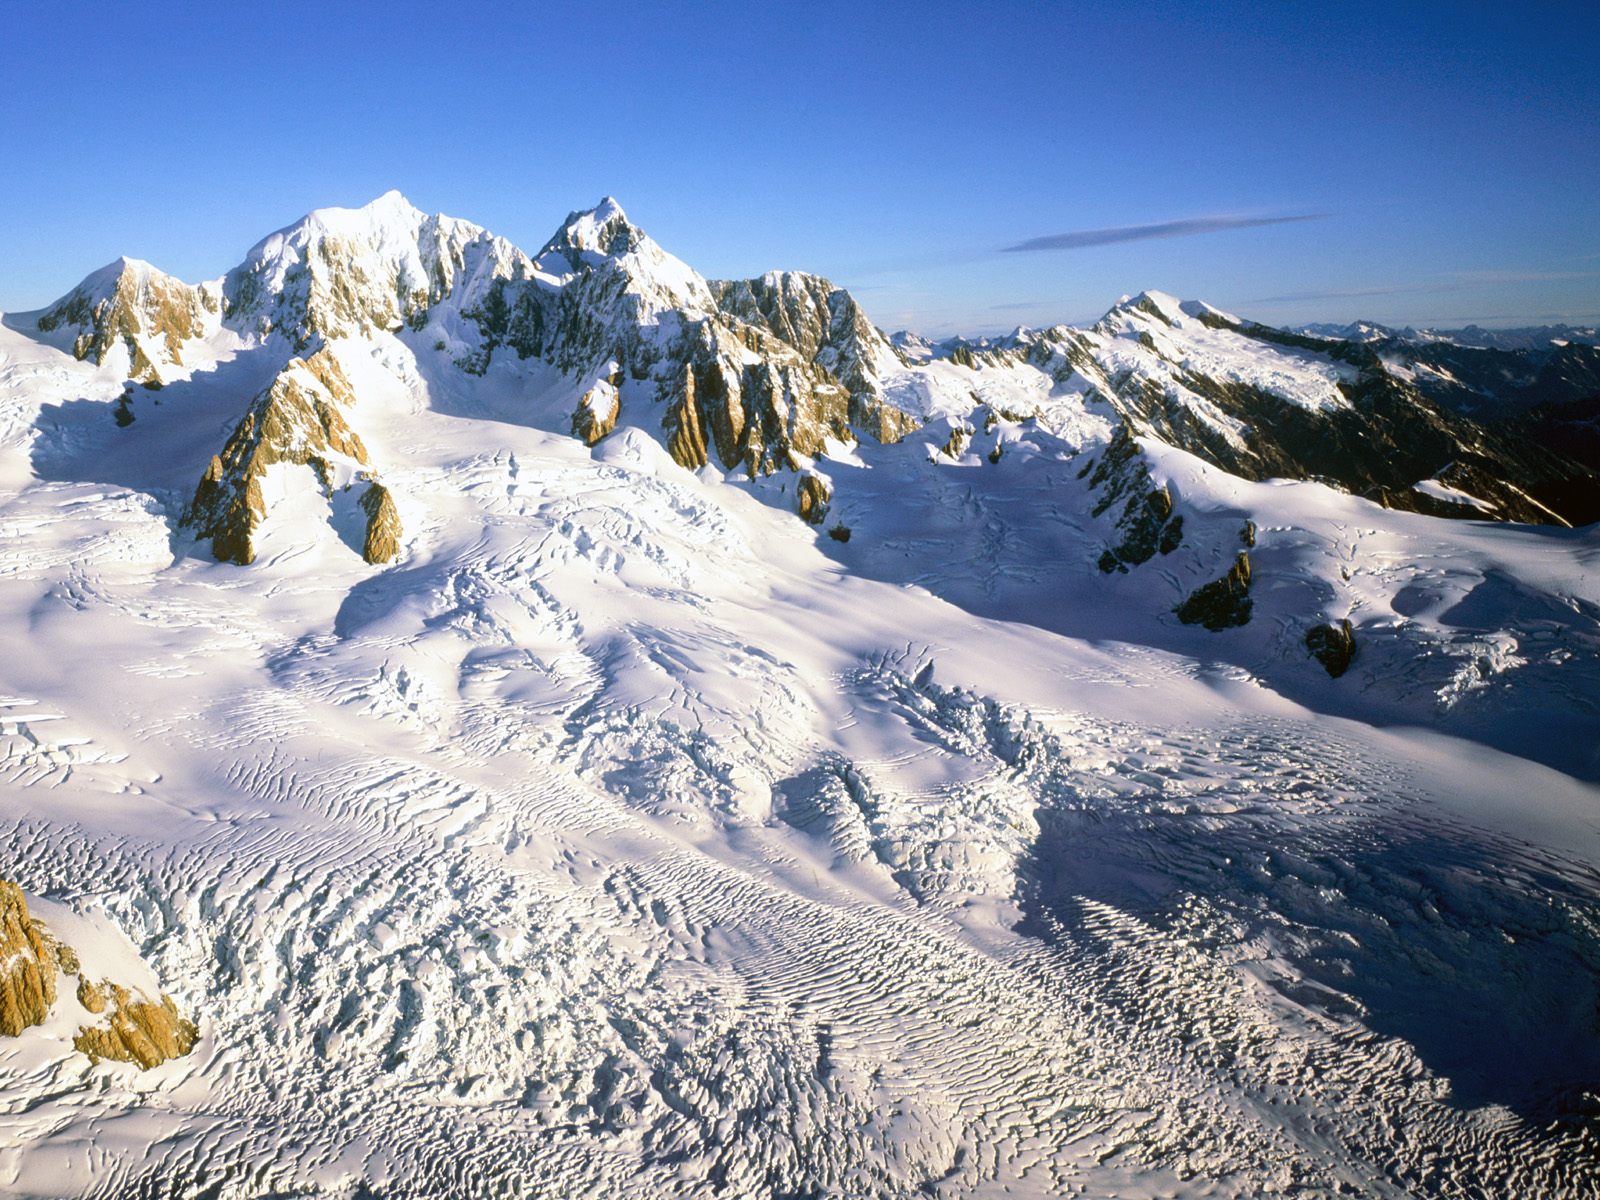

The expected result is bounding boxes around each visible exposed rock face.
[73,980,198,1069]
[572,366,622,447]
[456,207,920,481]
[185,348,371,565]
[658,336,852,477]
[0,881,197,1069]
[35,258,216,384]
[935,291,1599,528]
[359,481,402,565]
[0,881,58,1036]
[663,362,711,470]
[1089,428,1184,573]
[1306,619,1357,677]
[709,272,918,444]
[1176,551,1253,630]
[689,340,850,476]
[939,423,973,460]
[797,474,831,525]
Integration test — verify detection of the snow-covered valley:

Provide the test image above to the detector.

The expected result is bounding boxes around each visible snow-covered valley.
[1,193,1597,1198]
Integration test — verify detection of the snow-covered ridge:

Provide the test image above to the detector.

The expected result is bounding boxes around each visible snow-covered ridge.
[224,190,535,345]
[18,191,1596,532]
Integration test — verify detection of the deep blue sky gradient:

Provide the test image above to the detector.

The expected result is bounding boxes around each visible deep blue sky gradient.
[2,0,1596,334]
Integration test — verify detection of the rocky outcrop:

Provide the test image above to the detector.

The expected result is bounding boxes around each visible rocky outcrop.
[184,348,372,565]
[797,474,831,525]
[359,481,402,565]
[1306,619,1357,677]
[0,881,59,1036]
[0,881,197,1069]
[1175,552,1253,630]
[1088,428,1184,573]
[660,334,852,477]
[663,362,712,470]
[36,258,216,384]
[939,424,972,461]
[73,980,198,1069]
[572,367,622,447]
[709,272,918,445]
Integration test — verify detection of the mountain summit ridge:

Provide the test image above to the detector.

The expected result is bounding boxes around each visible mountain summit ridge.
[15,190,1600,537]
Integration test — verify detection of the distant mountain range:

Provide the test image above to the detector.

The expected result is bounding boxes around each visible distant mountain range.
[1296,319,1600,351]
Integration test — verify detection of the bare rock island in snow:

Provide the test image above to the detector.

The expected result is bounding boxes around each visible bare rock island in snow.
[0,882,197,1070]
[183,348,395,565]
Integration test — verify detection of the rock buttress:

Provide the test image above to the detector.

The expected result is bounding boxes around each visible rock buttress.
[184,348,370,564]
[0,881,58,1036]
[359,480,402,564]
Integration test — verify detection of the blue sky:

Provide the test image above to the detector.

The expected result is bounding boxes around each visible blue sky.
[2,0,1596,335]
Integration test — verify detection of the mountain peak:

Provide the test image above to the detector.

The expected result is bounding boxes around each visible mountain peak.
[588,195,627,223]
[35,254,214,383]
[1100,290,1241,329]
[366,187,417,210]
[59,256,168,299]
[289,190,428,242]
[544,197,639,261]
[1123,290,1188,322]
[224,191,513,345]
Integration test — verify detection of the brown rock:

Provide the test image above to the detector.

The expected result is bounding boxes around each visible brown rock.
[1,881,198,1070]
[73,984,198,1069]
[939,426,972,460]
[359,481,402,564]
[185,351,372,564]
[707,272,920,446]
[664,363,710,470]
[572,367,622,447]
[797,474,831,525]
[77,976,107,1014]
[0,881,58,1037]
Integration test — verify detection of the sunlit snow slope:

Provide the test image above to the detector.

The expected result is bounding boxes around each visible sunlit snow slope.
[1,194,1597,1199]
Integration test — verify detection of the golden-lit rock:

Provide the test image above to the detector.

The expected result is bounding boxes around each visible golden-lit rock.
[797,474,831,525]
[360,481,402,565]
[0,881,58,1037]
[185,349,371,565]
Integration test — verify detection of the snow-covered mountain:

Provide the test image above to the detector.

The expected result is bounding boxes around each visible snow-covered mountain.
[1301,319,1600,351]
[32,257,222,386]
[1,192,1597,1199]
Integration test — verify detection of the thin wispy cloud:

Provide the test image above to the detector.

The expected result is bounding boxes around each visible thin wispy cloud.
[1002,213,1329,253]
